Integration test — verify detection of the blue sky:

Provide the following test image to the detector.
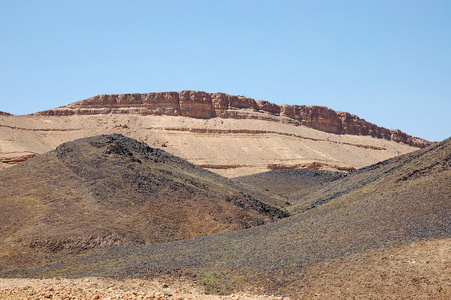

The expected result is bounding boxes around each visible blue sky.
[1,0,450,141]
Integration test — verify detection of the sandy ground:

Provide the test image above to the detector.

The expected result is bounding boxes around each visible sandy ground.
[0,114,418,177]
[0,277,288,300]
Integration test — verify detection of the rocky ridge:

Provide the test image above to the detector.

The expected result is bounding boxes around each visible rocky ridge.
[33,91,430,148]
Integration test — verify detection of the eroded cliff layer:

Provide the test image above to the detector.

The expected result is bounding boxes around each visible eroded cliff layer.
[34,91,430,148]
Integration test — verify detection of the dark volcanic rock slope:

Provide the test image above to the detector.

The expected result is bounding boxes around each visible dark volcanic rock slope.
[0,134,287,266]
[235,168,345,199]
[7,138,448,297]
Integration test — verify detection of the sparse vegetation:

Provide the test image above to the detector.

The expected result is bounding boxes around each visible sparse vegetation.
[0,134,288,269]
[0,136,450,298]
[200,270,230,295]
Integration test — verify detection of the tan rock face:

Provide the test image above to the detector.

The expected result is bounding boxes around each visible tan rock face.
[34,91,430,148]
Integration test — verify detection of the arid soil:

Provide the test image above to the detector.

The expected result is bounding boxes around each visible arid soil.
[1,239,448,299]
[0,277,287,300]
[0,114,419,177]
[296,238,451,299]
[0,138,449,299]
[0,134,287,267]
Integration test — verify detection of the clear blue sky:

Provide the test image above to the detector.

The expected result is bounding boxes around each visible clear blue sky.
[1,0,450,141]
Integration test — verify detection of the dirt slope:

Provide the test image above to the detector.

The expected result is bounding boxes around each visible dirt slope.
[0,113,421,177]
[2,138,448,298]
[289,135,451,213]
[0,134,287,268]
[235,169,345,198]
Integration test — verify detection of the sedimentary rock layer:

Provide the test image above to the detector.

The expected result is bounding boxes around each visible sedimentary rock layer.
[34,91,430,148]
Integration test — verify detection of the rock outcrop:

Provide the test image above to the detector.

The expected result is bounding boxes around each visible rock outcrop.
[34,91,430,148]
[0,152,37,165]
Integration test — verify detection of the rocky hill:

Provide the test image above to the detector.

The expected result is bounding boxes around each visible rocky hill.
[2,137,449,298]
[35,91,430,148]
[0,91,430,176]
[0,134,287,268]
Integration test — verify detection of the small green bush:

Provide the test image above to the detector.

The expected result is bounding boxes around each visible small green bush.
[200,270,231,295]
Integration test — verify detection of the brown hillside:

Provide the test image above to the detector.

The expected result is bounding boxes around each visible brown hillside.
[289,135,451,213]
[0,134,287,268]
[0,91,426,176]
[235,168,345,198]
[3,138,449,298]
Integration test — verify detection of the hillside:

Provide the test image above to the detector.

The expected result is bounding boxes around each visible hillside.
[288,136,451,213]
[0,134,287,268]
[2,138,449,298]
[0,91,428,177]
[235,168,345,198]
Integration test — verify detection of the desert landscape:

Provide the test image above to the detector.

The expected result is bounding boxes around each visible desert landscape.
[0,91,449,299]
[0,91,429,177]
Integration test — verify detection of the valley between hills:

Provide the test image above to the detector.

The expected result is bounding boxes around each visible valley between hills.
[0,91,449,299]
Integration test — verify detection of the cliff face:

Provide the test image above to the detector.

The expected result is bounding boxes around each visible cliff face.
[34,90,430,148]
